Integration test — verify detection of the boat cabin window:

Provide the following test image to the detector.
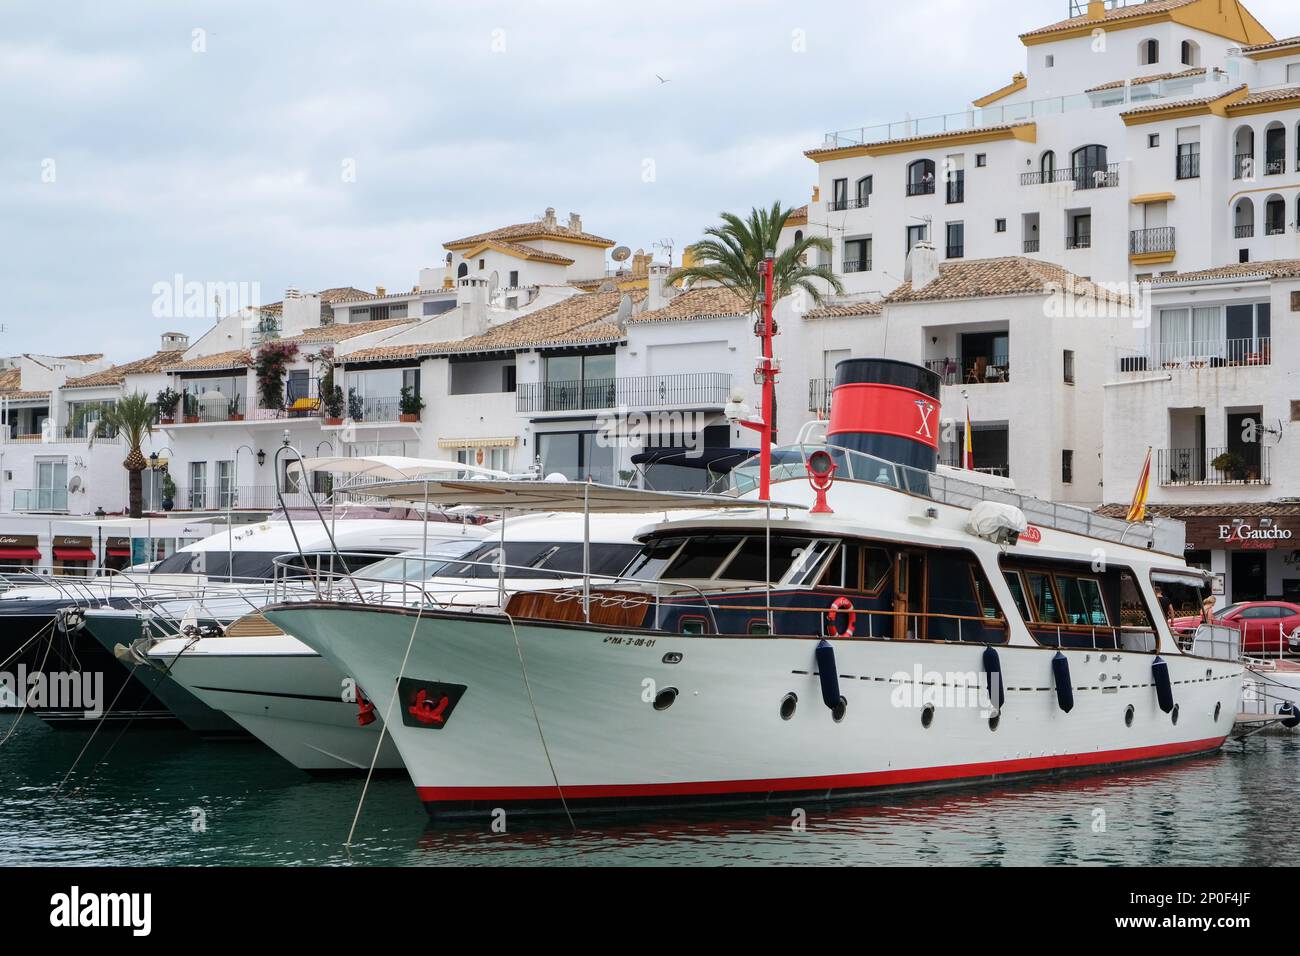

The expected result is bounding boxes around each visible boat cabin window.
[1150,570,1210,620]
[151,550,286,581]
[818,543,891,593]
[362,540,484,582]
[440,541,640,579]
[1000,556,1159,651]
[628,533,820,584]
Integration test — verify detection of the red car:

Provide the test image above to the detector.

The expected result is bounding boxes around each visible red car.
[1171,601,1300,654]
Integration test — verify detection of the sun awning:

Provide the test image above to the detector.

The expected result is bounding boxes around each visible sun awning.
[53,547,96,561]
[288,455,509,482]
[106,547,132,557]
[359,478,804,514]
[0,548,41,560]
[437,437,518,449]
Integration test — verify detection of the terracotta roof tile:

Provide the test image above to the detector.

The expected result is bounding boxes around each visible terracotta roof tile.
[343,291,641,363]
[445,219,615,250]
[163,349,252,373]
[885,255,1131,306]
[1149,259,1300,283]
[1120,84,1247,117]
[62,349,186,389]
[459,239,576,265]
[803,301,883,320]
[1019,0,1198,39]
[1097,502,1300,519]
[628,287,749,324]
[278,318,415,347]
[1228,85,1300,108]
[1243,35,1300,54]
[785,205,809,226]
[0,368,21,392]
[1087,67,1206,92]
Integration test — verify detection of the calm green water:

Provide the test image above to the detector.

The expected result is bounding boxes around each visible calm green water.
[1,717,1297,866]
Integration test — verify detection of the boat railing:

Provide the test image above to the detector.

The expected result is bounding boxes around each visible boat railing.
[1191,623,1242,662]
[713,443,1184,555]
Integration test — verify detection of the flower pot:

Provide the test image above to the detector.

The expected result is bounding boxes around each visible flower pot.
[228,414,244,422]
[325,417,343,426]
[160,418,175,425]
[184,416,199,424]
[162,497,174,511]
[399,413,419,423]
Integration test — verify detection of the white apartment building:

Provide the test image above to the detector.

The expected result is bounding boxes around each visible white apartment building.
[1103,259,1300,605]
[802,0,1300,295]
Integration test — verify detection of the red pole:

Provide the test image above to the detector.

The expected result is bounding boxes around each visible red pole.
[759,255,775,501]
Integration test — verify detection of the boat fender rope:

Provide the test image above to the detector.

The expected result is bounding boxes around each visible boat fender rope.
[1279,701,1300,729]
[815,638,841,711]
[826,597,856,638]
[1152,655,1174,714]
[982,645,1004,715]
[1052,651,1074,713]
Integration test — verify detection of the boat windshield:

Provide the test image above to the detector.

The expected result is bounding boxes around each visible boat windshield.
[624,534,826,584]
[361,540,485,582]
[436,541,642,579]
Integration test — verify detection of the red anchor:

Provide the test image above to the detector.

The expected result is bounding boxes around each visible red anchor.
[408,689,450,725]
[356,688,376,727]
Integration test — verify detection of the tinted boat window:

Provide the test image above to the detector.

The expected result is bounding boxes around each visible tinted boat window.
[1026,572,1062,623]
[1003,571,1031,620]
[664,536,743,579]
[626,537,686,581]
[533,543,641,577]
[721,536,813,583]
[1060,576,1108,626]
[152,550,282,581]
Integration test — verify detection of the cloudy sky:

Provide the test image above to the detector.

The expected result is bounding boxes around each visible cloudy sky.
[3,0,1297,362]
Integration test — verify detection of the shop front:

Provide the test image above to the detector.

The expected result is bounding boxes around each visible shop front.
[52,535,97,576]
[103,536,133,573]
[0,534,42,575]
[1178,510,1300,606]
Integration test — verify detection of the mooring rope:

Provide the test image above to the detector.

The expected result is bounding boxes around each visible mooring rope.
[0,624,56,747]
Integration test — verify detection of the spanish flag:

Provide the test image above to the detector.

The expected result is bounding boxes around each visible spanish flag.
[1126,446,1153,523]
[964,406,975,470]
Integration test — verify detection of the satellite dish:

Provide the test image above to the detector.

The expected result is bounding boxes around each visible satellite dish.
[616,294,633,322]
[611,246,632,263]
[67,475,83,494]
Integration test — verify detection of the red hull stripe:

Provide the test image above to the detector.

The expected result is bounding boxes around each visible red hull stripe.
[416,736,1225,802]
[827,382,941,450]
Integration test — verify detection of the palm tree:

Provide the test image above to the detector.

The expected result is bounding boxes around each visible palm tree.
[667,202,844,309]
[75,392,157,518]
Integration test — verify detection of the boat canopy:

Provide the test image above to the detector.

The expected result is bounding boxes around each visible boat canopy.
[289,455,509,483]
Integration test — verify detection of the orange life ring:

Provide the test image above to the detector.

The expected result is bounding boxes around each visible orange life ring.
[826,596,856,638]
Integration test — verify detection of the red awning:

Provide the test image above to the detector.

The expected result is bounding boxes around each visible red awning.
[0,548,40,560]
[106,547,131,557]
[54,547,97,562]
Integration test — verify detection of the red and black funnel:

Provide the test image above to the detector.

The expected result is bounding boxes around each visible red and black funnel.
[827,358,942,474]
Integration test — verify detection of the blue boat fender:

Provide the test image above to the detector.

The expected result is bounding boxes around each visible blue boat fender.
[815,639,841,711]
[1152,656,1174,714]
[982,646,1005,715]
[1280,701,1300,729]
[1052,652,1074,713]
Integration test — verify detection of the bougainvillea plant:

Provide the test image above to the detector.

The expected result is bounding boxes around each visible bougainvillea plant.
[255,340,299,411]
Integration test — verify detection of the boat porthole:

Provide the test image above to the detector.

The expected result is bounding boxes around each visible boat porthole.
[780,693,797,720]
[921,704,935,729]
[1171,703,1179,725]
[832,696,847,723]
[653,687,678,711]
[1214,701,1222,721]
[988,713,1000,731]
[1124,704,1135,727]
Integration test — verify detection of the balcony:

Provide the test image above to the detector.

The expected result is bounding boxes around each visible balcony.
[1130,226,1175,258]
[342,395,404,424]
[843,258,872,274]
[169,485,328,512]
[1234,153,1254,179]
[1176,152,1200,180]
[1234,224,1255,239]
[1065,233,1092,250]
[906,180,936,197]
[946,175,965,204]
[13,488,68,512]
[175,395,246,424]
[1265,156,1286,176]
[1020,164,1119,189]
[828,196,870,212]
[1116,337,1272,372]
[1023,239,1040,253]
[1158,446,1271,486]
[808,377,832,413]
[1266,221,1286,237]
[516,372,732,414]
[938,454,1010,478]
[924,357,1010,385]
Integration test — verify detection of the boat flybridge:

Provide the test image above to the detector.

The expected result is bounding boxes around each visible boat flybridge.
[261,358,1243,819]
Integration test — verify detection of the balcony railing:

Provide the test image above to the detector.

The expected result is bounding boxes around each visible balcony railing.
[174,396,247,424]
[906,180,936,197]
[1266,221,1286,236]
[1023,238,1040,253]
[946,244,964,259]
[924,357,1010,385]
[828,196,870,211]
[1234,223,1255,238]
[946,175,965,204]
[1130,226,1175,255]
[13,488,68,512]
[1176,151,1200,179]
[1116,337,1272,372]
[342,395,405,423]
[1020,163,1119,189]
[1158,446,1271,486]
[1265,156,1286,176]
[516,372,732,414]
[169,485,328,512]
[809,377,832,413]
[1234,153,1254,179]
[843,258,871,273]
[1065,233,1092,250]
[939,452,1010,477]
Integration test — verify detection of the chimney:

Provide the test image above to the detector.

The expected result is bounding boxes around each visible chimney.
[456,277,490,336]
[543,207,557,227]
[904,241,941,291]
[281,290,322,336]
[161,331,189,351]
[568,212,582,234]
[1087,0,1105,20]
[647,264,672,312]
[631,249,652,277]
[376,285,386,297]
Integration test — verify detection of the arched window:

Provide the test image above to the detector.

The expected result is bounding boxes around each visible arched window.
[793,229,803,245]
[1233,126,1255,179]
[457,262,469,278]
[1265,122,1286,175]
[906,159,936,196]
[1139,38,1159,65]
[1040,150,1056,181]
[1181,40,1200,66]
[855,175,873,206]
[1265,194,1286,235]
[1071,144,1109,188]
[1234,197,1255,239]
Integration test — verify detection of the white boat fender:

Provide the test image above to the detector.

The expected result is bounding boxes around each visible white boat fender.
[1278,702,1300,729]
[815,639,841,713]
[57,607,85,634]
[1052,652,1074,713]
[1151,656,1174,714]
[982,646,1004,715]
